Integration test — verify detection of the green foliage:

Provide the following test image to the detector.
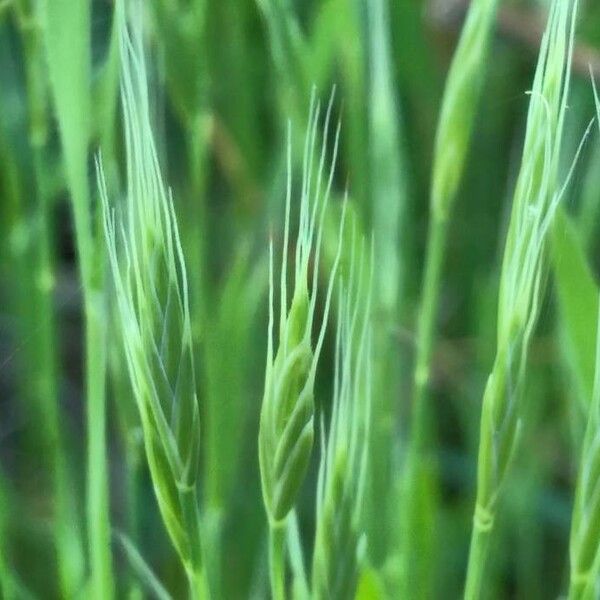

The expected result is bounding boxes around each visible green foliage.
[3,0,600,598]
[552,208,599,409]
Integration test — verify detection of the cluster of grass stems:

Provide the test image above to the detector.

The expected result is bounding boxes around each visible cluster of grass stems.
[2,0,600,598]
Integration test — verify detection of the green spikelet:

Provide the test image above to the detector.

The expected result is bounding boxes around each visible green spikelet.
[98,5,205,595]
[259,90,346,525]
[259,91,347,599]
[465,2,587,597]
[312,234,373,600]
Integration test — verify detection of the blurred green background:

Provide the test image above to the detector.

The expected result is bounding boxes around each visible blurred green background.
[1,0,600,597]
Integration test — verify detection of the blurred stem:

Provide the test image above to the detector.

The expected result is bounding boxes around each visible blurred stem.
[124,445,143,600]
[84,295,111,599]
[404,0,499,592]
[184,112,211,356]
[365,0,407,565]
[186,115,210,367]
[185,116,217,597]
[400,214,447,596]
[411,214,448,445]
[114,360,143,600]
[257,0,306,117]
[21,19,85,597]
[409,0,499,464]
[269,522,286,600]
[0,476,15,600]
[42,0,113,594]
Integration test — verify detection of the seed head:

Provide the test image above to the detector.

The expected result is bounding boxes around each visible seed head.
[259,90,347,524]
[98,7,200,567]
[312,233,373,600]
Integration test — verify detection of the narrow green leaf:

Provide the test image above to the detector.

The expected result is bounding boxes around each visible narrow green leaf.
[116,532,173,600]
[43,1,113,597]
[43,0,93,285]
[552,207,599,408]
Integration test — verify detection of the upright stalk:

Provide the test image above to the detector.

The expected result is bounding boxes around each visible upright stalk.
[123,441,143,600]
[404,0,499,593]
[568,75,600,600]
[179,487,209,600]
[410,0,499,447]
[84,297,111,598]
[269,522,286,600]
[464,1,578,594]
[412,0,499,402]
[365,0,407,565]
[464,520,492,600]
[19,13,85,597]
[412,214,448,448]
[43,0,113,595]
[400,214,447,595]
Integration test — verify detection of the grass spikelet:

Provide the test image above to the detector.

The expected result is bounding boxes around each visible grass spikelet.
[259,89,346,599]
[311,233,373,600]
[568,76,600,600]
[98,7,206,596]
[465,1,581,596]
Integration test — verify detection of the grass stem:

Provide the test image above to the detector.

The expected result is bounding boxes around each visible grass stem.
[269,522,286,600]
[43,0,114,594]
[464,518,492,600]
[84,295,112,599]
[21,21,85,597]
[401,213,447,595]
[412,214,448,445]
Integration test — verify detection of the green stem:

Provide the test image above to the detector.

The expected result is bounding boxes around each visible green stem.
[109,233,142,600]
[186,116,210,346]
[366,0,408,565]
[569,489,600,600]
[400,214,447,595]
[186,117,220,599]
[464,518,492,600]
[0,476,15,600]
[180,487,210,600]
[269,522,286,600]
[412,214,448,438]
[21,22,85,597]
[568,576,587,600]
[33,146,85,598]
[42,0,113,593]
[568,562,600,600]
[85,294,112,599]
[124,443,143,600]
[286,511,309,599]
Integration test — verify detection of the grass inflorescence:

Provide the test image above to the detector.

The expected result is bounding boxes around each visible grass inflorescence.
[99,7,206,597]
[258,90,346,598]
